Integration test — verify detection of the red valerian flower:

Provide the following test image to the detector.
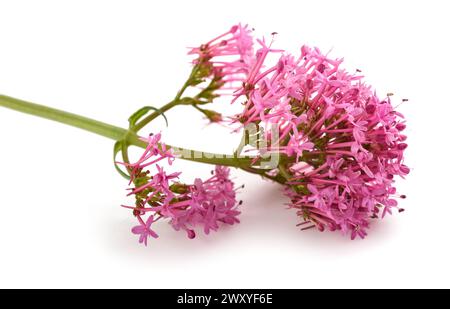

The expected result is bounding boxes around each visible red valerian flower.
[232,36,409,239]
[123,134,241,245]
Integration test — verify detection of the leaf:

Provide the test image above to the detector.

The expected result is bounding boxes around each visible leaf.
[113,141,131,180]
[128,106,168,130]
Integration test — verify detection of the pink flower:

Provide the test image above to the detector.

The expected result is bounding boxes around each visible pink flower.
[188,24,255,93]
[126,132,174,183]
[123,134,241,245]
[131,215,159,246]
[169,166,241,236]
[232,35,409,239]
[123,26,408,243]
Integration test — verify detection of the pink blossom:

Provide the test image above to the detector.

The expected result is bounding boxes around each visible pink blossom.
[131,215,159,246]
[169,165,241,236]
[232,35,409,239]
[188,24,255,93]
[124,26,409,243]
[123,134,241,245]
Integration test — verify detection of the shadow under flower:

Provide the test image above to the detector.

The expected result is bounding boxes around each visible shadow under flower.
[104,173,401,261]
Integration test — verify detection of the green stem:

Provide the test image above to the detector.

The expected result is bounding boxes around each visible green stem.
[0,94,127,141]
[278,164,292,180]
[240,166,287,185]
[0,94,253,168]
[132,66,207,132]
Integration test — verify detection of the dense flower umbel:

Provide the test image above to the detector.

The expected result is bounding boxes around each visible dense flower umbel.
[123,133,241,245]
[233,40,409,239]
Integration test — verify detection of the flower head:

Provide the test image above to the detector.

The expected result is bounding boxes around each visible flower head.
[123,134,241,245]
[188,24,255,94]
[233,37,409,239]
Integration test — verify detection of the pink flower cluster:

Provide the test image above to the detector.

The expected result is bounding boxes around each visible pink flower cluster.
[124,24,409,244]
[123,133,241,246]
[232,38,409,239]
[188,24,254,93]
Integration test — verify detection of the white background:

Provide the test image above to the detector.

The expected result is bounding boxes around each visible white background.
[0,0,448,288]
